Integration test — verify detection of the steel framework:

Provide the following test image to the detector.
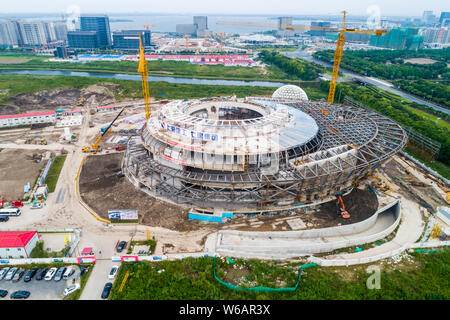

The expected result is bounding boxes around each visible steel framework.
[123,97,407,211]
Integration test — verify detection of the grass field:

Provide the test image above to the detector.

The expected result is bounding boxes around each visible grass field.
[0,54,299,82]
[0,74,327,106]
[45,154,67,193]
[110,248,449,300]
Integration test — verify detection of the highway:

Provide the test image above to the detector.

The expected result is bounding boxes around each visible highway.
[283,49,450,116]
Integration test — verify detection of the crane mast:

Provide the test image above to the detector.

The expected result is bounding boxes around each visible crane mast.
[328,11,347,104]
[138,33,151,120]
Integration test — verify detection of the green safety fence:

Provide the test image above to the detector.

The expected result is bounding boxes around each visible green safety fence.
[213,256,317,292]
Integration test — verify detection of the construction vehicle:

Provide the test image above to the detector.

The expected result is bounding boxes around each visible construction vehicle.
[25,138,47,145]
[82,107,125,153]
[216,11,388,104]
[336,192,350,219]
[77,97,85,106]
[137,33,151,120]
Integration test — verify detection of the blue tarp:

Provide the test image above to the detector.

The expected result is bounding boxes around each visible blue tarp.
[188,213,223,223]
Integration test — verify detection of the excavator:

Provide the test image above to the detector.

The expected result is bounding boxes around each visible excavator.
[336,192,350,219]
[82,107,125,153]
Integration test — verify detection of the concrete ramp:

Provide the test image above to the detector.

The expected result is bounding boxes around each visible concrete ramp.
[213,200,401,259]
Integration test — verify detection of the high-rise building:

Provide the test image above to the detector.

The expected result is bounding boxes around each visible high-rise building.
[43,22,57,43]
[176,24,197,35]
[422,27,450,44]
[193,16,207,31]
[55,46,69,59]
[0,20,20,47]
[67,31,98,49]
[18,21,47,46]
[422,11,436,24]
[176,16,209,37]
[370,28,424,50]
[53,22,68,42]
[278,17,293,30]
[113,30,151,50]
[79,14,111,48]
[309,21,333,36]
[439,12,450,26]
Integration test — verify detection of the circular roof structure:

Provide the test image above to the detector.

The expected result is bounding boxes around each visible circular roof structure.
[272,85,308,101]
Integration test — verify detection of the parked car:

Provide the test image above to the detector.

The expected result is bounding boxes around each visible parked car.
[80,267,89,276]
[24,267,39,282]
[30,202,43,209]
[54,267,66,281]
[10,290,30,299]
[4,267,18,281]
[0,216,9,222]
[101,282,113,299]
[108,266,119,280]
[116,241,127,253]
[63,267,75,280]
[44,267,57,281]
[0,290,7,297]
[0,267,10,280]
[12,269,25,282]
[63,283,80,296]
[35,268,47,280]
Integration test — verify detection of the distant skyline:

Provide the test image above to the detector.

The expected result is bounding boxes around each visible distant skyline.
[1,0,449,17]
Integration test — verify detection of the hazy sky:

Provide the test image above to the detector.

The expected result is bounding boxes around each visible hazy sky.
[1,0,448,16]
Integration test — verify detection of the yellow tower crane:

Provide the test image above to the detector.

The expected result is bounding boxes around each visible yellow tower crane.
[184,35,189,51]
[203,31,224,52]
[217,11,388,103]
[137,33,151,120]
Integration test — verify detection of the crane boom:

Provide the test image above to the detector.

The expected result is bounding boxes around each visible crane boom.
[216,12,388,103]
[138,33,151,120]
[82,107,126,153]
[328,11,347,104]
[336,192,350,219]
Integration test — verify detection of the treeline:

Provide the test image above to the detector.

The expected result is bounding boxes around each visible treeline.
[392,79,450,107]
[259,50,324,81]
[313,48,450,80]
[321,81,450,166]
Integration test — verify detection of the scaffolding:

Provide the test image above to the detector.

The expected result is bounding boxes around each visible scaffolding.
[123,97,407,211]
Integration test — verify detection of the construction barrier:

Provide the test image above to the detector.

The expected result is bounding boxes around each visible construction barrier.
[77,256,96,264]
[120,256,139,262]
[213,256,316,292]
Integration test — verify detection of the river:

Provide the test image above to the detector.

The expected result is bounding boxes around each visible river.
[0,69,286,88]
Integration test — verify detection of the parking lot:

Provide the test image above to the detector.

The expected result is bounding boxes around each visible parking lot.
[0,265,81,300]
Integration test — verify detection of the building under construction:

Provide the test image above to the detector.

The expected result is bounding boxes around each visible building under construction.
[123,85,407,212]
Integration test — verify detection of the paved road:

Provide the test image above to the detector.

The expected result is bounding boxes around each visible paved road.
[211,203,397,259]
[79,260,119,300]
[284,49,450,116]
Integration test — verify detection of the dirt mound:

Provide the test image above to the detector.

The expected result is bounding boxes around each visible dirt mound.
[0,104,20,115]
[3,84,116,114]
[311,188,379,227]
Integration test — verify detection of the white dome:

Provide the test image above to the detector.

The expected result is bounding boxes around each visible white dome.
[272,85,308,101]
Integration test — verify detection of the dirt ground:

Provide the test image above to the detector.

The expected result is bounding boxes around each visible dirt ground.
[0,148,47,200]
[79,153,196,231]
[381,157,447,211]
[0,58,30,64]
[79,152,380,232]
[230,188,378,232]
[403,58,438,65]
[0,84,116,115]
